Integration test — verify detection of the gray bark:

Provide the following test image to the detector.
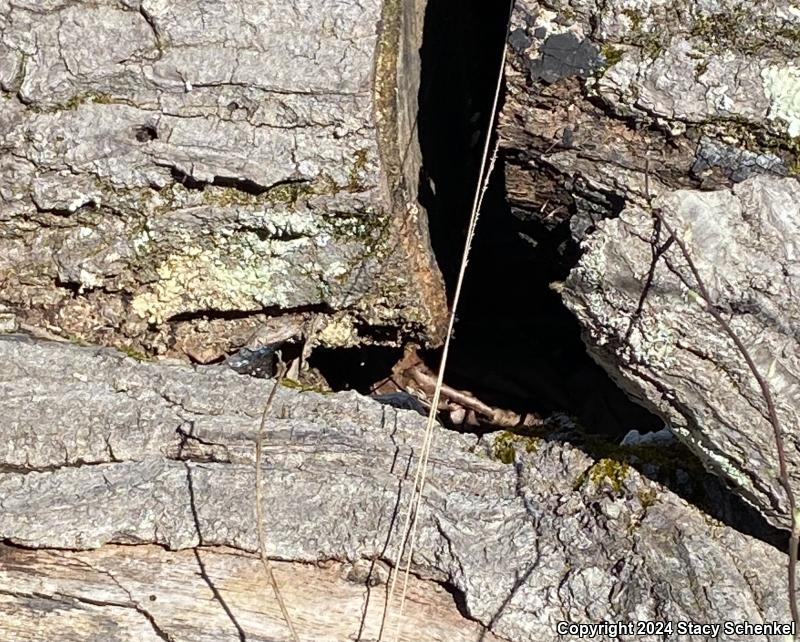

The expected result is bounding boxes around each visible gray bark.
[0,0,447,360]
[560,176,800,532]
[0,336,791,641]
[501,0,800,530]
[500,0,799,224]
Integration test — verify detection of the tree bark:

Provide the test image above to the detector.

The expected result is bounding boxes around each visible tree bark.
[0,0,447,361]
[0,335,790,641]
[498,0,800,531]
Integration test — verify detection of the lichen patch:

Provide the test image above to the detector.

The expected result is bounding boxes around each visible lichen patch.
[762,65,800,137]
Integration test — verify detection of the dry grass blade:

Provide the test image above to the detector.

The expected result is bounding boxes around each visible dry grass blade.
[379,7,513,640]
[255,361,301,642]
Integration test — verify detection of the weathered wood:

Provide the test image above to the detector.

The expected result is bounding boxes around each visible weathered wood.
[0,0,447,360]
[0,544,497,642]
[0,336,792,641]
[498,0,800,530]
[499,0,798,228]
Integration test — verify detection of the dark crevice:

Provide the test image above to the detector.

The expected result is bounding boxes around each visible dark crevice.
[178,437,248,642]
[169,167,207,190]
[169,167,308,197]
[313,0,656,437]
[134,123,158,142]
[436,577,478,628]
[417,0,514,292]
[138,5,162,44]
[166,303,330,324]
[0,458,121,476]
[54,277,82,297]
[237,225,306,242]
[295,0,785,553]
[310,346,402,393]
[211,174,271,196]
[413,0,660,440]
[34,201,99,218]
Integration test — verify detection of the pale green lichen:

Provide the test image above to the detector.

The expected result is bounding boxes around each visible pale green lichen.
[129,205,391,326]
[670,424,755,489]
[762,65,800,137]
[316,316,359,348]
[77,268,103,291]
[131,239,299,323]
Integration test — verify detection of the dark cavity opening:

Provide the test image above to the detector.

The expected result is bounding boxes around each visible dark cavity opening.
[414,0,660,440]
[310,0,659,439]
[306,0,784,551]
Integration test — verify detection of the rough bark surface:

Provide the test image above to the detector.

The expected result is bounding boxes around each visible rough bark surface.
[0,336,790,641]
[501,0,800,226]
[0,0,447,361]
[560,176,800,531]
[500,0,800,529]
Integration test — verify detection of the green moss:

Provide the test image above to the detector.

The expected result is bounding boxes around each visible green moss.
[202,180,317,209]
[641,36,665,60]
[604,6,665,60]
[559,7,577,23]
[491,430,543,465]
[27,91,121,114]
[493,432,518,464]
[264,181,316,205]
[637,487,659,509]
[621,8,643,31]
[574,458,631,493]
[690,9,747,49]
[702,119,800,176]
[280,377,331,393]
[692,56,710,80]
[689,8,800,57]
[280,378,306,390]
[203,187,260,208]
[347,148,370,192]
[771,135,800,175]
[600,44,624,67]
[372,0,405,202]
[607,4,800,61]
[62,92,115,110]
[564,424,724,508]
[119,345,149,361]
[775,23,800,46]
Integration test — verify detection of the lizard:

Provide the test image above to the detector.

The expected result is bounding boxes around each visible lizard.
[372,344,544,429]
